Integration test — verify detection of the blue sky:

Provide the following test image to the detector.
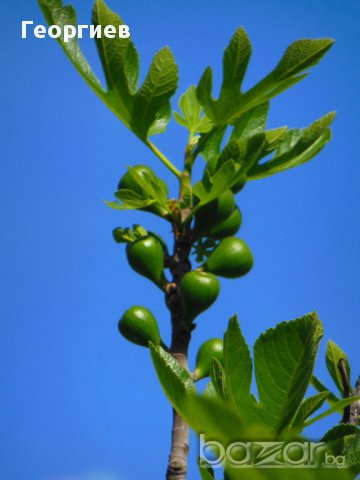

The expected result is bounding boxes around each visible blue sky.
[1,1,359,479]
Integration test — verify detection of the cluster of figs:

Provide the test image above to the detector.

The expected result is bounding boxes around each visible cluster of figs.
[116,165,253,380]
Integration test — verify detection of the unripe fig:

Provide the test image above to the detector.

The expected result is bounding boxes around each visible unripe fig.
[193,190,235,239]
[207,207,242,240]
[194,338,224,380]
[149,231,169,258]
[118,164,168,195]
[126,235,166,287]
[202,237,253,278]
[118,165,168,217]
[118,306,160,347]
[180,271,220,324]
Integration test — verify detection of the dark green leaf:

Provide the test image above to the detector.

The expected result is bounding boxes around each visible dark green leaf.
[230,102,269,141]
[38,0,105,97]
[92,0,138,124]
[221,28,252,94]
[196,66,216,121]
[197,28,252,124]
[344,433,360,466]
[195,33,334,134]
[326,339,351,395]
[321,424,360,444]
[200,126,227,172]
[131,47,178,138]
[198,458,215,480]
[254,312,323,433]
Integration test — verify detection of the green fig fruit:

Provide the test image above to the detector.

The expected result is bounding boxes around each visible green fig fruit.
[207,207,242,240]
[202,237,253,278]
[193,190,235,239]
[118,306,160,347]
[180,271,220,324]
[118,165,168,217]
[148,231,169,259]
[194,338,224,380]
[126,235,166,287]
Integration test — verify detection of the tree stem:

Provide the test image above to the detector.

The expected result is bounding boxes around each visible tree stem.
[165,204,193,479]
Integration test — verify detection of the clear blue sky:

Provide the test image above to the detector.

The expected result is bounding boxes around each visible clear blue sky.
[1,1,359,479]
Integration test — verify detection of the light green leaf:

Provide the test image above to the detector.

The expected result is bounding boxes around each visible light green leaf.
[92,0,138,124]
[210,358,228,401]
[310,375,341,408]
[197,28,252,124]
[322,425,360,468]
[263,127,289,150]
[223,316,266,425]
[104,198,156,211]
[38,0,105,97]
[291,392,329,431]
[326,339,351,395]
[272,38,335,81]
[196,66,216,121]
[230,102,269,141]
[224,315,252,402]
[276,128,303,155]
[254,312,323,433]
[247,113,335,180]
[203,380,218,401]
[149,344,195,415]
[192,161,240,215]
[200,126,227,171]
[304,396,360,427]
[183,395,272,447]
[131,47,178,138]
[174,86,212,137]
[125,166,167,208]
[261,73,309,102]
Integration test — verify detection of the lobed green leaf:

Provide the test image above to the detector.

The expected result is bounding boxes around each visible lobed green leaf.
[131,47,178,138]
[38,0,105,97]
[254,312,323,433]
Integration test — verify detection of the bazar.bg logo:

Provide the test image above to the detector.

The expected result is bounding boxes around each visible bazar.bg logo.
[199,435,346,469]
